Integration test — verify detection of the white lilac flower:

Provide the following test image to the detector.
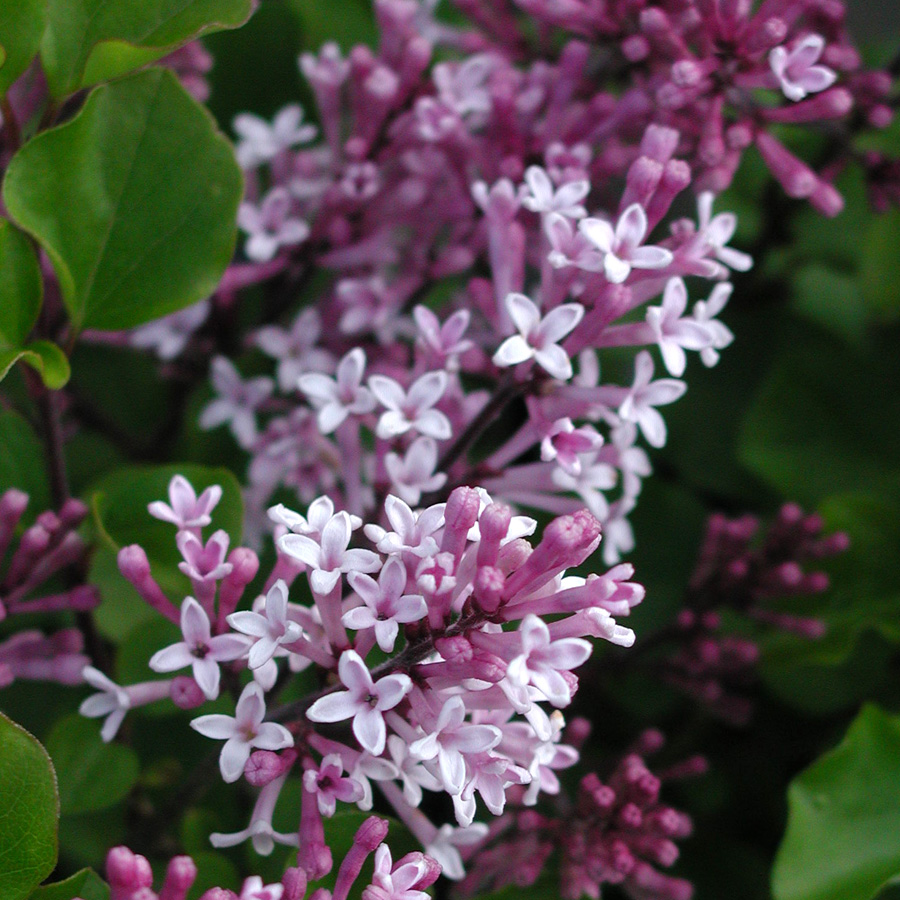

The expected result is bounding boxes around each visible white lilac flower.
[269,495,362,539]
[239,875,287,900]
[298,347,377,434]
[191,681,293,782]
[551,451,617,520]
[387,734,443,807]
[129,300,210,361]
[364,495,445,558]
[369,371,452,441]
[646,277,714,377]
[769,34,837,102]
[618,351,687,448]
[506,614,592,707]
[233,104,317,168]
[579,203,673,283]
[147,474,222,530]
[384,436,447,506]
[79,666,131,743]
[227,580,302,669]
[413,306,473,369]
[278,510,380,594]
[693,282,735,367]
[696,192,753,274]
[521,165,589,218]
[238,188,310,263]
[409,695,501,796]
[492,292,584,381]
[425,823,489,882]
[544,212,604,270]
[199,356,273,449]
[306,650,412,756]
[344,556,428,652]
[149,597,249,700]
[255,308,334,393]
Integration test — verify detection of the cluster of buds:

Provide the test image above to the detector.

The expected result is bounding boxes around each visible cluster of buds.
[662,503,849,722]
[460,728,705,900]
[0,488,96,687]
[79,475,643,888]
[101,815,439,900]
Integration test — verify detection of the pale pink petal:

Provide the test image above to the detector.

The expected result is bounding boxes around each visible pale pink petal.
[191,714,238,740]
[493,335,534,367]
[354,707,387,756]
[537,304,584,344]
[615,203,648,250]
[149,642,194,673]
[534,344,573,381]
[307,689,357,723]
[220,737,251,782]
[504,293,540,336]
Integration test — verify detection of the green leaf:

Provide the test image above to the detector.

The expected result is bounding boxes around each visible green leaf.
[0,409,50,511]
[860,209,900,323]
[290,0,376,51]
[0,219,42,347]
[46,715,139,816]
[39,0,253,97]
[739,325,900,504]
[0,0,46,97]
[0,713,59,900]
[772,705,900,900]
[90,462,243,601]
[0,341,71,389]
[29,868,109,900]
[3,68,242,332]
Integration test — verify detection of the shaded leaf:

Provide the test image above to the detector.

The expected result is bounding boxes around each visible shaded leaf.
[3,68,242,332]
[772,705,900,900]
[0,409,50,512]
[29,868,109,900]
[0,219,42,347]
[40,0,253,97]
[0,342,71,390]
[0,713,59,900]
[0,0,46,97]
[46,715,140,816]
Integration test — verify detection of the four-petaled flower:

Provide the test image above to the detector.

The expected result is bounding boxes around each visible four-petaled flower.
[238,188,310,263]
[507,614,592,707]
[149,597,249,699]
[384,437,447,506]
[233,104,317,168]
[227,580,303,669]
[493,293,584,381]
[278,510,380,594]
[199,356,273,449]
[770,34,837,102]
[191,682,293,782]
[618,351,687,448]
[344,557,428,652]
[369,372,452,441]
[302,753,365,817]
[306,650,412,756]
[299,347,377,434]
[148,475,222,530]
[79,666,131,743]
[409,696,501,796]
[579,203,673,283]
[646,277,714,377]
[364,844,435,900]
[521,166,589,219]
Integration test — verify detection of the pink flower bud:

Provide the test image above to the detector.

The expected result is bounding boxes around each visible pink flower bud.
[170,676,206,709]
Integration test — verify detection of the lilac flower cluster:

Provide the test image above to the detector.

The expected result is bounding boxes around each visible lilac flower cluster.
[99,816,438,900]
[459,727,705,900]
[80,474,644,888]
[662,503,849,723]
[173,0,890,566]
[0,488,97,688]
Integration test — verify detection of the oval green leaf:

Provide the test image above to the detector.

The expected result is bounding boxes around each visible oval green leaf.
[3,68,242,332]
[46,715,139,816]
[0,219,42,347]
[28,868,109,900]
[0,713,59,900]
[773,704,900,900]
[0,0,46,97]
[40,0,253,97]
